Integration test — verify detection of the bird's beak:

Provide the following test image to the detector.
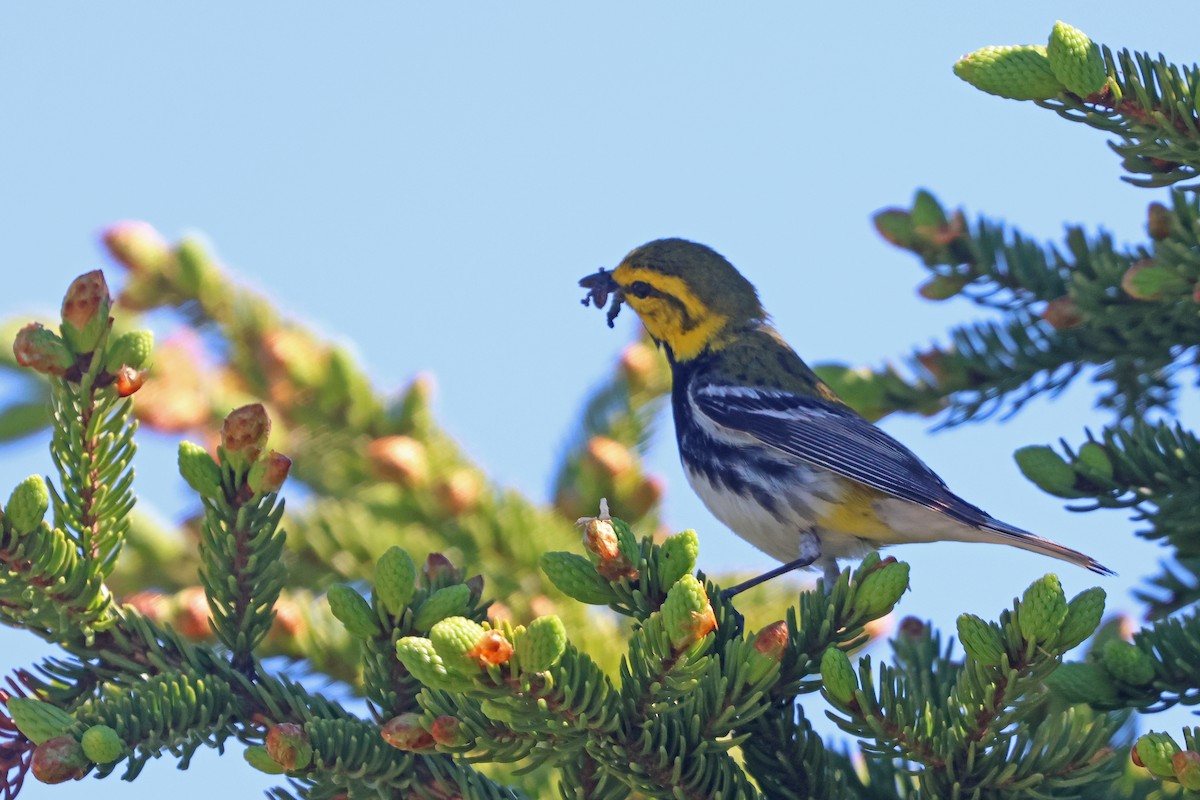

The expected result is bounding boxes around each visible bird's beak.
[579,268,625,328]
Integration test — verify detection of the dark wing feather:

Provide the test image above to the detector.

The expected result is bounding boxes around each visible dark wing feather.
[692,386,993,528]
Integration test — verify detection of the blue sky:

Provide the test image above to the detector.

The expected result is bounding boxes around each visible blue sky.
[2,4,1197,797]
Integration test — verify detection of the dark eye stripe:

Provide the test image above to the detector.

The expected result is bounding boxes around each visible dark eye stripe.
[628,281,653,298]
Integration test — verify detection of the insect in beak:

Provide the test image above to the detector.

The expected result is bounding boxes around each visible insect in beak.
[579,268,624,328]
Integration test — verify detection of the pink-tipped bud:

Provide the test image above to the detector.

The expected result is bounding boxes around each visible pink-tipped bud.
[265,722,312,771]
[122,590,169,622]
[380,713,435,752]
[435,469,483,516]
[430,716,469,747]
[248,450,292,494]
[1147,202,1172,241]
[898,616,926,640]
[423,552,459,584]
[13,323,74,376]
[1041,296,1084,330]
[102,221,170,274]
[584,436,634,479]
[221,404,271,464]
[31,736,87,784]
[60,271,112,353]
[367,435,429,487]
[753,621,789,662]
[173,586,212,641]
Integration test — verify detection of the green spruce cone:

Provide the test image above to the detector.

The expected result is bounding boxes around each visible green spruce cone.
[395,636,474,692]
[1135,732,1181,779]
[375,546,417,616]
[6,475,50,533]
[1047,21,1106,97]
[80,724,124,763]
[1102,639,1155,686]
[104,330,154,372]
[1057,587,1106,650]
[177,442,222,499]
[515,615,568,673]
[429,616,487,674]
[820,646,858,705]
[658,530,699,587]
[326,584,381,639]
[540,551,613,604]
[244,745,287,775]
[855,561,910,618]
[7,698,78,745]
[954,45,1062,101]
[1045,662,1118,705]
[1019,574,1069,643]
[1014,445,1078,497]
[957,613,1005,666]
[412,584,471,630]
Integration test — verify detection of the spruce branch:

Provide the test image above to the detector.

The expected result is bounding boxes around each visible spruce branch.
[955,21,1200,188]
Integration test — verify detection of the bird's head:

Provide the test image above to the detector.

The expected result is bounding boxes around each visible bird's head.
[580,238,766,362]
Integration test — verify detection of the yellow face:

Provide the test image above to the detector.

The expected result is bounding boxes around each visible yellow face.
[611,263,729,362]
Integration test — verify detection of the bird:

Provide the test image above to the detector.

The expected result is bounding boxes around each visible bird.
[579,238,1113,596]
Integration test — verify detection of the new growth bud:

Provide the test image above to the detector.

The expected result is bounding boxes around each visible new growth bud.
[265,722,312,771]
[102,221,171,274]
[5,475,50,533]
[820,647,858,705]
[661,575,717,652]
[327,585,381,639]
[178,441,223,499]
[515,615,567,673]
[1019,574,1069,643]
[381,713,435,752]
[221,404,272,466]
[80,725,124,764]
[13,323,75,376]
[1047,21,1106,98]
[375,546,418,616]
[247,451,291,494]
[59,271,112,354]
[31,736,88,784]
[954,45,1062,101]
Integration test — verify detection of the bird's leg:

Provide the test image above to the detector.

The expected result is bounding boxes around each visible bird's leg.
[720,530,820,599]
[821,559,840,593]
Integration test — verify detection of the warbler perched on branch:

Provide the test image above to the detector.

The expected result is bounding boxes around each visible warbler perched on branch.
[580,238,1112,596]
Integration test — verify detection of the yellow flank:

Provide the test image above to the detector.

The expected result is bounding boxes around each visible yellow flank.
[612,265,730,361]
[816,481,905,543]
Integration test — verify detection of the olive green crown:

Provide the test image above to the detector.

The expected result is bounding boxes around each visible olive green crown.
[621,238,767,325]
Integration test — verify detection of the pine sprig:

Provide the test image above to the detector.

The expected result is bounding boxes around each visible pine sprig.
[1039,47,1200,188]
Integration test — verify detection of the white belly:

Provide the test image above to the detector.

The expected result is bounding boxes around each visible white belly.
[684,462,859,564]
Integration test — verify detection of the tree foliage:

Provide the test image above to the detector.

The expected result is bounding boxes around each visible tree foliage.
[2,18,1200,800]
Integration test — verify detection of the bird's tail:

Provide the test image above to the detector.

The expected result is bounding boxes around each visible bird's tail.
[974,519,1114,576]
